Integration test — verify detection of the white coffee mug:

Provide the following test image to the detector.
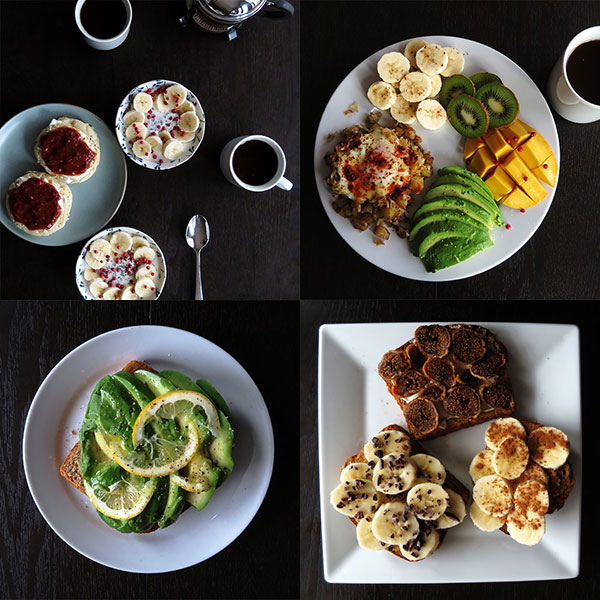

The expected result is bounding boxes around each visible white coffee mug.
[220,135,293,192]
[74,0,133,51]
[548,25,600,123]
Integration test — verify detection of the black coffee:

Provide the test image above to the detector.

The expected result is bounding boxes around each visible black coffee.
[232,140,279,186]
[566,39,600,105]
[80,0,127,39]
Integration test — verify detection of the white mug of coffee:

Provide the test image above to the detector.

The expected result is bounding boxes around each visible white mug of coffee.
[548,26,600,123]
[75,0,133,51]
[220,135,293,192]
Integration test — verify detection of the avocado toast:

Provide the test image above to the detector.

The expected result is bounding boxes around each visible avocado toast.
[60,360,234,534]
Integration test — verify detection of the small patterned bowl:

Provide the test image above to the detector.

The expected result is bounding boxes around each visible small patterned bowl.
[115,79,206,170]
[75,226,167,300]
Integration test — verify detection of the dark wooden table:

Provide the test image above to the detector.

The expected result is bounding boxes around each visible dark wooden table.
[0,300,299,600]
[300,0,600,300]
[300,299,596,599]
[0,0,299,300]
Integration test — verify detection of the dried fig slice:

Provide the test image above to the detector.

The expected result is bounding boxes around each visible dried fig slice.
[406,342,427,369]
[471,351,506,379]
[443,385,481,417]
[414,325,451,357]
[393,369,428,397]
[480,379,514,410]
[457,369,482,387]
[420,382,445,402]
[451,327,486,364]
[378,349,411,381]
[423,357,455,388]
[404,398,439,435]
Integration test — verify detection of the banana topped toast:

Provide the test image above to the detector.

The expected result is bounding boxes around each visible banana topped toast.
[379,324,515,440]
[468,417,574,545]
[330,425,469,562]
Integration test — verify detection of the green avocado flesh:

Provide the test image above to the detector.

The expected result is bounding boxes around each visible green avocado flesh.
[79,369,234,533]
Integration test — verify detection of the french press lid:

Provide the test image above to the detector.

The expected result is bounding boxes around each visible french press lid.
[192,0,268,25]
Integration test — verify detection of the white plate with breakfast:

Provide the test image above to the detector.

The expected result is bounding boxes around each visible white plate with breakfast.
[0,103,127,246]
[319,322,580,583]
[314,36,560,281]
[23,325,274,573]
[116,79,205,170]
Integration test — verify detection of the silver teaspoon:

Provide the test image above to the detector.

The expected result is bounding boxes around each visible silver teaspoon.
[185,215,210,300]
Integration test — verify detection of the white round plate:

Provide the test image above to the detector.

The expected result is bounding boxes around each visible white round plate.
[116,79,206,170]
[75,226,167,300]
[22,325,274,573]
[314,36,561,281]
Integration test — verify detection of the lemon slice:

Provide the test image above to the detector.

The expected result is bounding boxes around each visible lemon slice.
[83,472,157,520]
[171,453,215,493]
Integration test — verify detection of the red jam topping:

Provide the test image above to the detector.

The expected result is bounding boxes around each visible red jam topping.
[9,177,61,230]
[40,126,95,175]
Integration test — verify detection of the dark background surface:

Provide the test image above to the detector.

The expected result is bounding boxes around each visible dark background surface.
[0,0,299,300]
[300,299,598,599]
[300,0,600,300]
[0,300,299,600]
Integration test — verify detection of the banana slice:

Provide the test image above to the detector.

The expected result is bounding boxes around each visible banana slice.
[427,73,442,97]
[132,235,149,249]
[133,140,152,158]
[341,462,373,483]
[84,251,105,269]
[330,479,381,519]
[512,460,549,488]
[163,139,185,160]
[159,130,172,143]
[470,500,505,531]
[399,523,439,561]
[506,511,546,546]
[366,81,397,110]
[136,264,158,281]
[398,72,432,103]
[371,501,420,545]
[406,483,449,520]
[89,279,108,298]
[415,43,449,75]
[123,110,145,127]
[472,474,512,518]
[135,277,156,298]
[527,426,570,469]
[176,100,194,113]
[125,122,147,141]
[440,47,465,77]
[133,92,153,113]
[155,92,175,112]
[404,39,427,68]
[110,231,132,253]
[172,127,196,142]
[436,488,466,529]
[364,430,411,463]
[178,111,200,133]
[102,287,120,300]
[377,51,410,84]
[356,515,389,551]
[411,453,446,485]
[492,437,529,480]
[513,480,549,519]
[145,135,163,151]
[133,246,156,262]
[416,99,447,130]
[120,285,139,300]
[485,418,527,451]
[390,96,417,124]
[84,268,97,281]
[469,449,495,482]
[166,84,187,107]
[89,239,112,261]
[373,453,417,494]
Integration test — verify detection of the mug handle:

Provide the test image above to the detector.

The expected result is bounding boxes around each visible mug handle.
[276,176,293,191]
[260,0,295,18]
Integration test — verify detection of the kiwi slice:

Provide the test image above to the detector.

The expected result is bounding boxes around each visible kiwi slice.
[470,72,503,90]
[447,95,490,138]
[439,75,476,108]
[475,83,519,128]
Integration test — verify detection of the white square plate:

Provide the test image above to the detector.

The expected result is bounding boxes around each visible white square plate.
[318,322,581,583]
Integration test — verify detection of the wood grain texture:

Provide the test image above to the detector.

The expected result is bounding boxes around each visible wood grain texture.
[0,0,299,300]
[0,301,299,599]
[300,0,600,300]
[301,299,596,599]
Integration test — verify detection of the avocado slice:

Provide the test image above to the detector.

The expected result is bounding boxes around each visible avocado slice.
[412,197,494,229]
[113,371,155,409]
[133,369,177,397]
[423,236,494,272]
[158,476,186,528]
[431,173,494,203]
[209,411,234,485]
[438,166,495,199]
[410,209,489,241]
[186,462,220,511]
[411,221,492,259]
[196,379,232,419]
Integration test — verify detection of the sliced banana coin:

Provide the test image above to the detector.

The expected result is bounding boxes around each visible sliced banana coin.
[399,72,433,103]
[373,453,417,494]
[341,462,373,483]
[133,246,156,262]
[135,277,156,298]
[406,483,449,520]
[84,251,105,269]
[123,110,145,127]
[366,81,397,110]
[110,231,133,253]
[416,43,449,75]
[436,488,466,529]
[166,84,187,107]
[131,235,150,249]
[371,501,419,545]
[163,139,185,160]
[172,127,196,142]
[125,122,148,141]
[132,140,152,158]
[120,285,139,300]
[441,47,465,77]
[470,500,505,531]
[377,51,410,84]
[399,523,439,561]
[472,474,512,518]
[485,418,527,450]
[527,426,570,469]
[469,449,495,482]
[178,111,200,133]
[136,264,158,281]
[427,73,442,97]
[133,92,153,113]
[89,278,108,298]
[330,479,381,519]
[364,429,411,463]
[159,130,172,143]
[512,460,549,488]
[356,515,389,551]
[506,511,545,546]
[89,239,112,261]
[492,436,529,480]
[404,39,427,68]
[102,287,120,300]
[513,479,549,519]
[390,96,417,124]
[411,453,446,485]
[145,135,163,151]
[176,100,194,113]
[84,268,98,281]
[416,99,447,130]
[155,92,175,112]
